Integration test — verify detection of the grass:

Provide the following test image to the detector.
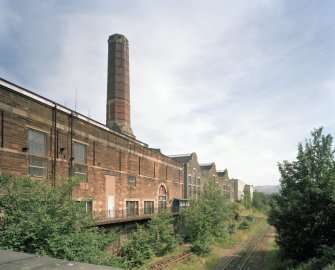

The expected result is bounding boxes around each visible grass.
[168,217,269,270]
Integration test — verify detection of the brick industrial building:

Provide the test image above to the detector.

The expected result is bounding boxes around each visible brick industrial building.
[0,34,252,228]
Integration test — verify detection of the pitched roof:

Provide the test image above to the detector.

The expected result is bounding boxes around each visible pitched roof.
[168,153,193,164]
[199,163,215,175]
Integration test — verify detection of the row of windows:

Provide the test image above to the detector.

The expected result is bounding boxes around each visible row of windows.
[27,129,178,183]
[28,128,88,178]
[126,200,166,216]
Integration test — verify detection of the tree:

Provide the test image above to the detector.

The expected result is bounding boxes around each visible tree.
[120,211,179,268]
[148,211,180,256]
[181,179,234,254]
[0,175,121,267]
[252,191,272,213]
[268,128,335,263]
[243,186,252,209]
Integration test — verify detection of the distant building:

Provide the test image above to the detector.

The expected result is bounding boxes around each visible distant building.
[244,184,254,201]
[217,169,234,201]
[232,179,245,201]
[169,153,202,200]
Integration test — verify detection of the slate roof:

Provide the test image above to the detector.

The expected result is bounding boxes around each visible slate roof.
[199,163,214,176]
[168,153,193,164]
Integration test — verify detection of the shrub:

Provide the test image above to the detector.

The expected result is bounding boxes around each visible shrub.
[148,211,180,256]
[269,128,335,262]
[120,225,154,268]
[120,211,180,268]
[0,174,121,267]
[181,179,233,254]
[245,215,255,222]
[238,220,250,230]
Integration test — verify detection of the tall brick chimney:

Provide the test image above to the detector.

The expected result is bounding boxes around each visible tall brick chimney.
[106,34,134,137]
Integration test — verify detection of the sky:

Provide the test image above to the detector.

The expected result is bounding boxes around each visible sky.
[0,0,334,186]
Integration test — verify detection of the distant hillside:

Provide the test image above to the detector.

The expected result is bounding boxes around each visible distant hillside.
[254,185,280,194]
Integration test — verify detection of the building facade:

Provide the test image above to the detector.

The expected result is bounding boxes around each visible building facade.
[232,179,245,201]
[169,153,234,201]
[0,34,253,228]
[0,34,184,224]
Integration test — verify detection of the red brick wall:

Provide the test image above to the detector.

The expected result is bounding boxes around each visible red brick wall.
[0,84,184,215]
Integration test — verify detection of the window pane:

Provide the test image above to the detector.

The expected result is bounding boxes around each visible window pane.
[126,201,138,216]
[74,164,87,180]
[74,142,87,164]
[86,201,93,213]
[28,129,47,155]
[29,156,47,177]
[144,201,154,214]
[128,176,136,187]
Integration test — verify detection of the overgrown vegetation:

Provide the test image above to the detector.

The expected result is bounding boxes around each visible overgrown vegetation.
[252,191,273,213]
[0,174,122,267]
[121,211,180,269]
[269,127,335,269]
[181,179,235,255]
[0,172,276,269]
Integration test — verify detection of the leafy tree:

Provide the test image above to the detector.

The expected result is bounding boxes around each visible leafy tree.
[148,211,180,256]
[120,211,180,268]
[120,225,154,268]
[243,186,252,209]
[269,128,335,263]
[252,191,273,213]
[181,179,233,254]
[0,174,121,267]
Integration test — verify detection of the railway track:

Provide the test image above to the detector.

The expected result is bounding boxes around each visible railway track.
[216,224,271,270]
[147,251,192,270]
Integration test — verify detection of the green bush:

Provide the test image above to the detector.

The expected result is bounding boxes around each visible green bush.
[238,220,250,230]
[148,211,180,256]
[181,179,234,254]
[191,233,212,255]
[0,174,122,267]
[120,225,154,268]
[120,211,180,268]
[269,128,335,263]
[245,215,255,222]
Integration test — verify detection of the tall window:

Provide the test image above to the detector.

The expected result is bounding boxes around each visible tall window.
[158,185,167,212]
[192,169,197,185]
[73,141,87,180]
[28,129,47,177]
[187,175,192,199]
[144,201,154,214]
[126,201,139,216]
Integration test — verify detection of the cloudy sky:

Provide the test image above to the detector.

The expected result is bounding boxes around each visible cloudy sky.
[0,0,334,186]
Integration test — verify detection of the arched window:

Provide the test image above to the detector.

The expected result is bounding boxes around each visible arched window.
[158,185,167,212]
[197,177,201,186]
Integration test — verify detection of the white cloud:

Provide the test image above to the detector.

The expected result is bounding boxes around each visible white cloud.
[1,0,334,186]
